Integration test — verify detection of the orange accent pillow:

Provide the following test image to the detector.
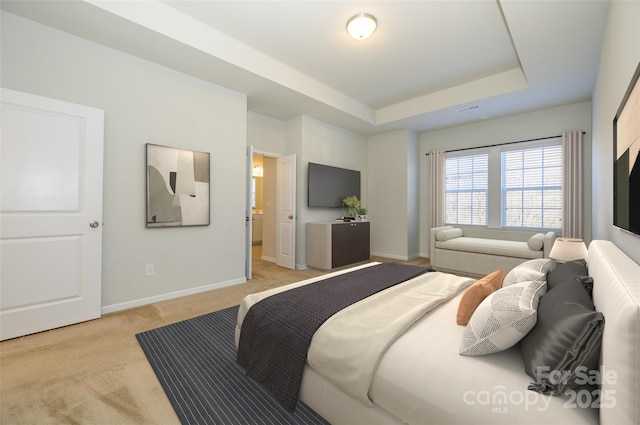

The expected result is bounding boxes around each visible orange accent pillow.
[456,270,504,325]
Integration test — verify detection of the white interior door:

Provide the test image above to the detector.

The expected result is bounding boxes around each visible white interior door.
[245,145,253,280]
[0,88,104,341]
[276,154,296,269]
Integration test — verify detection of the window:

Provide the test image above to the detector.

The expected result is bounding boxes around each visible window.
[501,145,562,229]
[442,139,563,231]
[445,153,488,225]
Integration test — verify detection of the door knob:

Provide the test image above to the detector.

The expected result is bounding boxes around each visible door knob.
[288,215,294,219]
[90,220,100,228]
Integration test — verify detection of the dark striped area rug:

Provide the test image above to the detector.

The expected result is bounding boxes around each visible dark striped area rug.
[136,306,328,425]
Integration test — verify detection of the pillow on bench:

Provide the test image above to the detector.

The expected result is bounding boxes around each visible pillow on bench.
[436,228,463,241]
[527,233,545,251]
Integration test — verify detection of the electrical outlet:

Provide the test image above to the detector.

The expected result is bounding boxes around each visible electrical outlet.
[145,264,155,276]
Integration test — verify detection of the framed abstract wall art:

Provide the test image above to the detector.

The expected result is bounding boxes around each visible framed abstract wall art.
[146,143,210,227]
[613,62,640,236]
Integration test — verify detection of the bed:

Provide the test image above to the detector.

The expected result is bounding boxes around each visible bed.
[235,240,639,425]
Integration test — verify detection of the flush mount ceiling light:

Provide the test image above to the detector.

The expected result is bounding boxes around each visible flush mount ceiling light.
[346,13,377,40]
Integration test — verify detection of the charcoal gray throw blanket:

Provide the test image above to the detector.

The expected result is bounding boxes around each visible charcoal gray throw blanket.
[236,263,432,411]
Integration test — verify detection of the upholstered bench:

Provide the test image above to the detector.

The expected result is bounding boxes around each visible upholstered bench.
[429,225,556,277]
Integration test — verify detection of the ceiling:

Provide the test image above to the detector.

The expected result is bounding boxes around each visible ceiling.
[1,0,610,135]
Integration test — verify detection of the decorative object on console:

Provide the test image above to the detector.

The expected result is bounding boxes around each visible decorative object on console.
[613,62,640,236]
[356,207,368,222]
[342,195,364,219]
[146,143,210,227]
[548,237,588,263]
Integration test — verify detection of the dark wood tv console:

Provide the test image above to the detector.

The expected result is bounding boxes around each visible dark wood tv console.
[306,221,370,270]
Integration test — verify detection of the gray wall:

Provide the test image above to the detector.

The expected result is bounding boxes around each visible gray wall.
[4,1,637,313]
[591,0,640,263]
[247,114,368,268]
[367,129,421,260]
[1,12,248,311]
[419,101,593,258]
[296,116,368,268]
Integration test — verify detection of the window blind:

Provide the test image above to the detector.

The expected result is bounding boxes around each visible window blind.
[501,145,562,229]
[445,154,488,225]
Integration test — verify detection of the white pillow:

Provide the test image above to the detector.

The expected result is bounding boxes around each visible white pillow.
[436,228,463,241]
[503,259,554,287]
[527,233,545,250]
[459,278,546,356]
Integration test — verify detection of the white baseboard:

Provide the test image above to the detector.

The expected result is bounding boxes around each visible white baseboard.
[101,277,246,315]
[370,251,421,261]
[257,255,306,270]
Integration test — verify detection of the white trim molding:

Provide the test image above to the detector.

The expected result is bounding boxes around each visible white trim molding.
[101,277,246,315]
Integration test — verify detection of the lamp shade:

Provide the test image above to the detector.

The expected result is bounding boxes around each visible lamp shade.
[346,13,377,40]
[548,238,588,263]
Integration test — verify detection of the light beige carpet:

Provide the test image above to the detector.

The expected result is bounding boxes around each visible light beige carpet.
[1,251,429,424]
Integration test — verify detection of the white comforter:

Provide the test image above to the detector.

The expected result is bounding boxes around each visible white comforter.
[235,263,473,404]
[307,271,474,403]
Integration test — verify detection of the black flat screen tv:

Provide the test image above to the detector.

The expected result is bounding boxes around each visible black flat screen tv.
[308,162,360,208]
[613,62,640,236]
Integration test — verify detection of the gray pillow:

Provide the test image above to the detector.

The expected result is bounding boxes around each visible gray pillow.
[520,278,604,395]
[546,259,588,291]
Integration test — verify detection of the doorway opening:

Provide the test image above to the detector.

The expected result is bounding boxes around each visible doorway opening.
[250,153,276,264]
[246,149,297,280]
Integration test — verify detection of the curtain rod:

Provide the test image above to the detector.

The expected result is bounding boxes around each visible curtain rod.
[424,131,586,155]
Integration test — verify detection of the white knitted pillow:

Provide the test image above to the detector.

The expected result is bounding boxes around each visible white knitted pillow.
[503,259,554,287]
[459,278,547,356]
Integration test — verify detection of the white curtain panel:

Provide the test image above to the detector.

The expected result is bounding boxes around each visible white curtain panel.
[429,149,446,230]
[562,130,583,238]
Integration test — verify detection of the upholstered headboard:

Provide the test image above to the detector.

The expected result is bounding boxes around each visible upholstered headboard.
[588,240,640,425]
